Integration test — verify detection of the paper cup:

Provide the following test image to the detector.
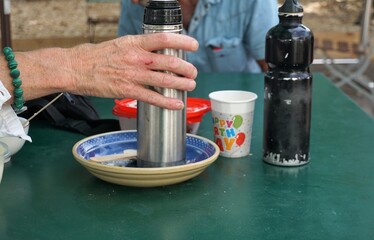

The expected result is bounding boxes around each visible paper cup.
[0,142,9,183]
[209,90,257,158]
[1,117,29,163]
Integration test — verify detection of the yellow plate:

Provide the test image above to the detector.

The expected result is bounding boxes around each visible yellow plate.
[72,130,219,187]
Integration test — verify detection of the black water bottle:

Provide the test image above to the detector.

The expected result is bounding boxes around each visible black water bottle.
[263,0,314,166]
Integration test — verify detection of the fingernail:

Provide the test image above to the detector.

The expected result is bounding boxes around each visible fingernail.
[192,40,199,50]
[188,81,196,90]
[192,67,198,79]
[176,101,184,109]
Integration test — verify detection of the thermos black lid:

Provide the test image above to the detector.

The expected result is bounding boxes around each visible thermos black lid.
[143,0,182,25]
[279,0,303,15]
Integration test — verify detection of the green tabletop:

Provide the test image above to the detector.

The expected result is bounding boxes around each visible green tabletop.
[1,73,373,240]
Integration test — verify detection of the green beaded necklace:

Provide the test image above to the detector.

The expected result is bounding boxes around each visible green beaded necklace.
[3,47,27,114]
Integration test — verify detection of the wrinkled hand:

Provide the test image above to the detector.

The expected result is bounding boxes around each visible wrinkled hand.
[71,33,199,110]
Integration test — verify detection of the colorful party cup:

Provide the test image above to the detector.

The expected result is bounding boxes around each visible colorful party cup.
[209,90,257,158]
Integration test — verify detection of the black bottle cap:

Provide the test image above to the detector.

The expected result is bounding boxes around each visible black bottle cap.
[279,0,303,15]
[143,0,182,25]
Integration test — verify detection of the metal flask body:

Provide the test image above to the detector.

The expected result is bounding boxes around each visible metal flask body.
[137,0,186,167]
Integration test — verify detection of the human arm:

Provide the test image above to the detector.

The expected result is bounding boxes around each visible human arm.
[0,33,198,110]
[256,60,268,72]
[244,0,278,72]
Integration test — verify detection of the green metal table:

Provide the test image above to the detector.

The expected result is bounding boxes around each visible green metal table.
[1,73,373,240]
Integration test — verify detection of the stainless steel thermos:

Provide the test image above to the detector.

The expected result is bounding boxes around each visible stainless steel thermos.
[137,0,186,167]
[263,0,314,166]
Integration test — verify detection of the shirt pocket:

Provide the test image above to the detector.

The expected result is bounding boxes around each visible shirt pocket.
[205,37,247,72]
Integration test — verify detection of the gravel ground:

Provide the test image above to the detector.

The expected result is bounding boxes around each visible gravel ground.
[10,0,119,39]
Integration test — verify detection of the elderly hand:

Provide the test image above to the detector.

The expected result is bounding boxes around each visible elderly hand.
[10,33,198,110]
[70,33,199,110]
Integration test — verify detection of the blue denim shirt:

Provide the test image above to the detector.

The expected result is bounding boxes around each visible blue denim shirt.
[118,0,278,73]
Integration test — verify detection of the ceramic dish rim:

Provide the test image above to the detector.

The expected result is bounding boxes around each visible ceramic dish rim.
[72,130,220,175]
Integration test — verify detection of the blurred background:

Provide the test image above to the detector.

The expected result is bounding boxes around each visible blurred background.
[1,0,373,117]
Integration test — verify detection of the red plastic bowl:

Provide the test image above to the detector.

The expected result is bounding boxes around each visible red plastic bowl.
[113,98,211,134]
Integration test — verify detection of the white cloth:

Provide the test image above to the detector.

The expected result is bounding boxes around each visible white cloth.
[0,81,31,142]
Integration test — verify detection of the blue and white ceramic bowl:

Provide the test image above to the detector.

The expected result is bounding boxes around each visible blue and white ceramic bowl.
[72,130,220,187]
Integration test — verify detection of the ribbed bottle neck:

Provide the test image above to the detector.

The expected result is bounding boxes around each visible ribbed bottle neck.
[143,0,182,25]
[279,15,303,26]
